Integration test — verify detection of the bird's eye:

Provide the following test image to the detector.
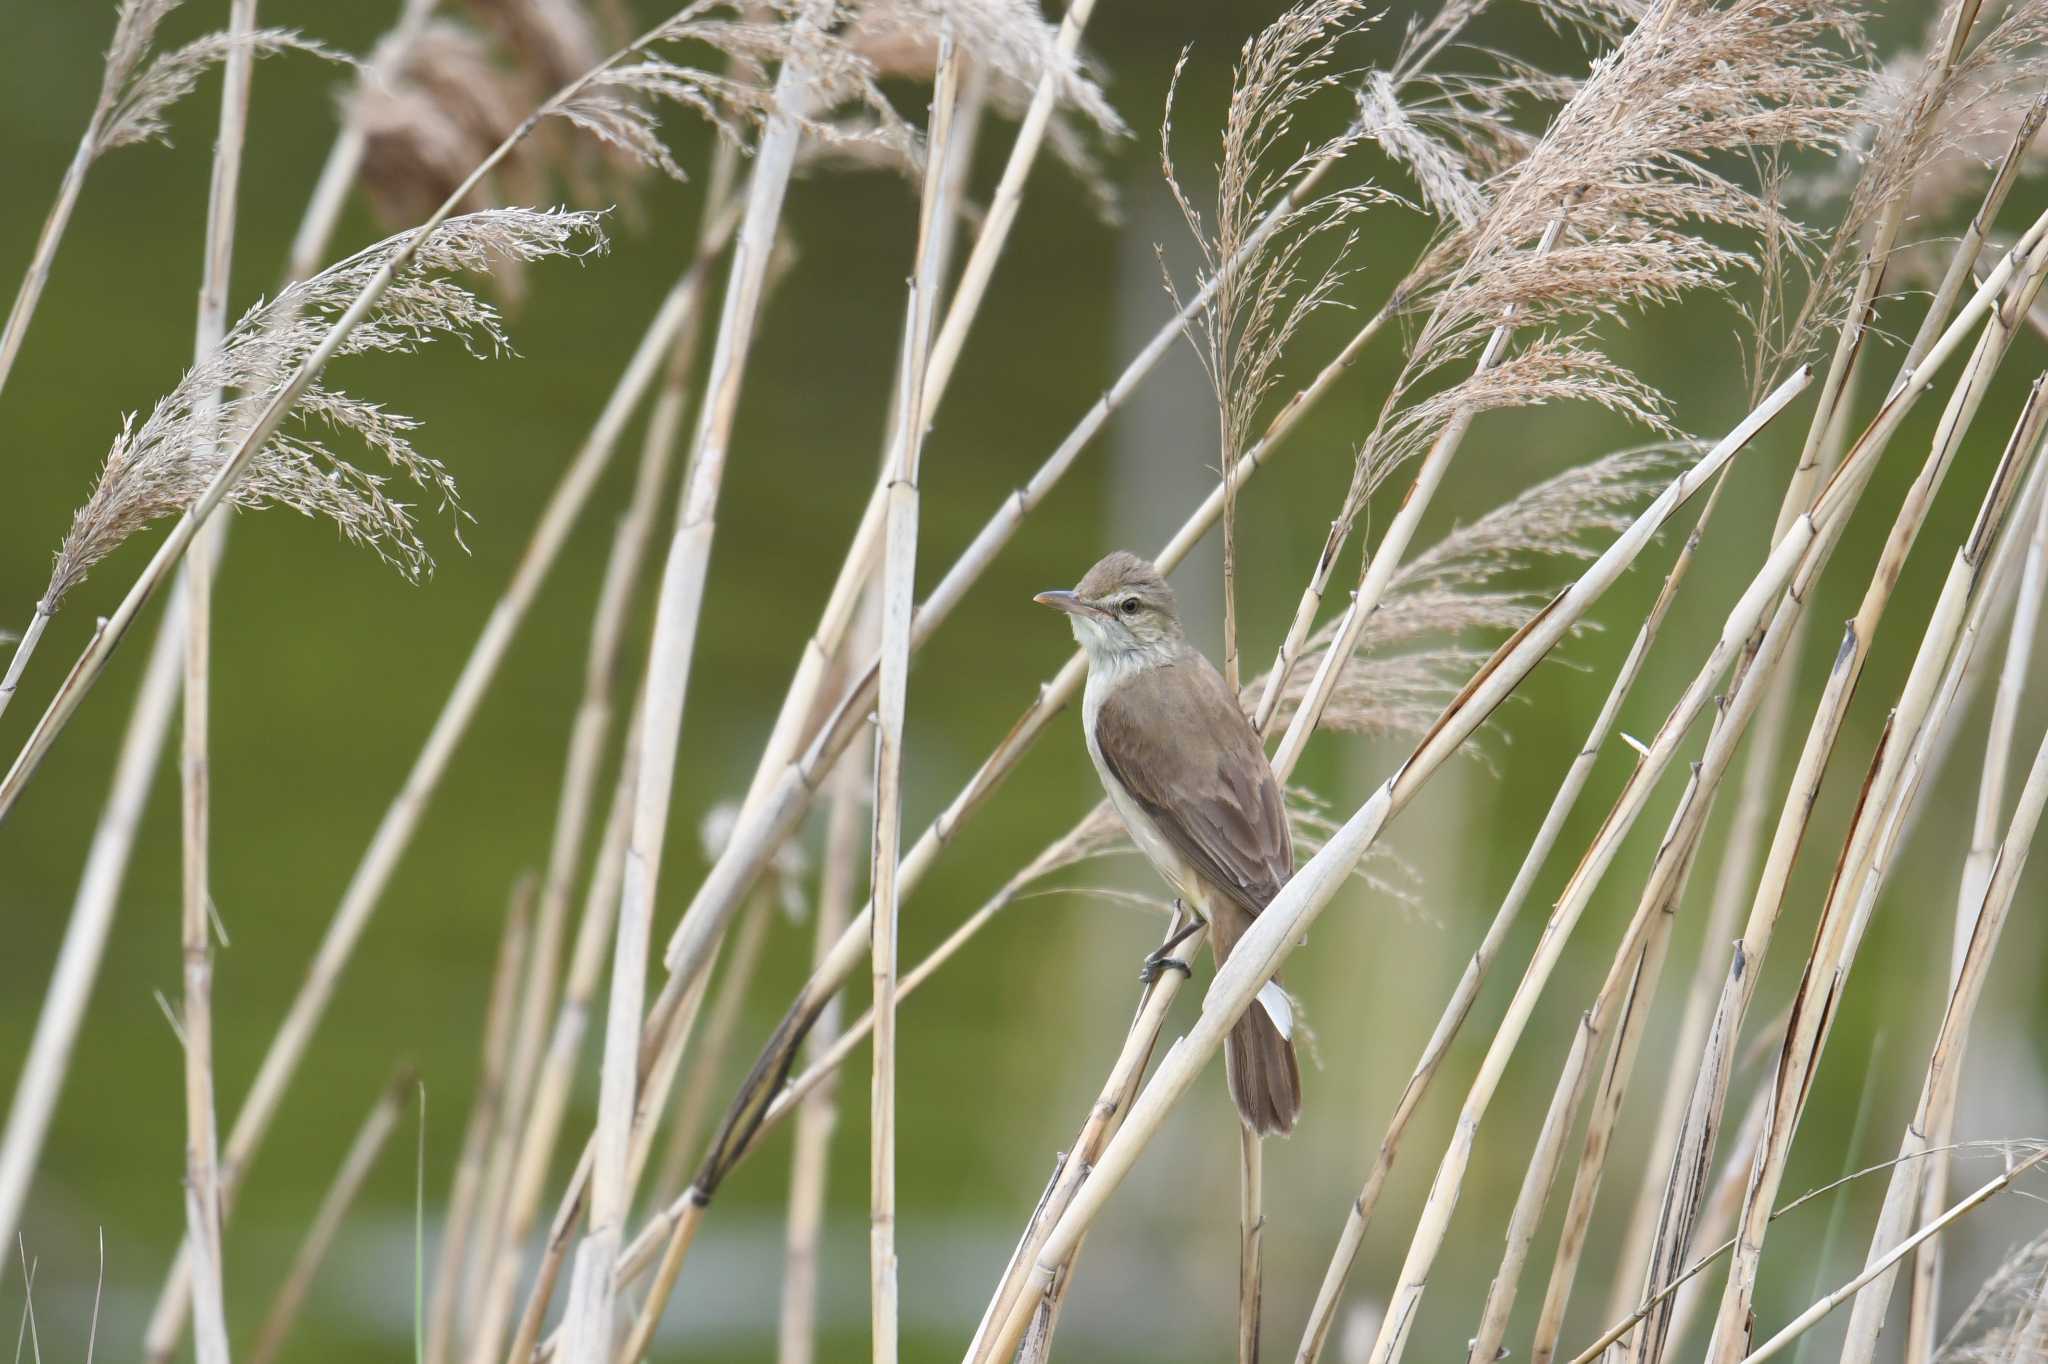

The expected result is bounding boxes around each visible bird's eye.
[1119,596,1140,616]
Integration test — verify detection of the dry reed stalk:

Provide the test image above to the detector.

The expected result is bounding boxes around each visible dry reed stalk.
[1906,439,2048,1364]
[558,5,834,1353]
[1467,379,1885,1364]
[483,730,637,1364]
[1560,1131,2010,1364]
[1694,264,2048,1364]
[1821,439,2048,1364]
[977,372,1813,1364]
[0,0,330,406]
[777,720,867,1364]
[1583,393,1858,1364]
[0,595,180,1252]
[963,918,1211,1364]
[1736,1147,2048,1364]
[1291,450,1719,1364]
[178,4,260,1356]
[1351,336,1914,1364]
[652,874,775,1206]
[1518,278,2048,1364]
[1617,147,2048,1364]
[731,0,1108,826]
[138,228,720,1364]
[0,0,441,1252]
[1239,1124,1265,1364]
[460,158,735,1347]
[425,878,534,1364]
[245,1065,415,1364]
[868,40,964,1364]
[1460,534,1799,1364]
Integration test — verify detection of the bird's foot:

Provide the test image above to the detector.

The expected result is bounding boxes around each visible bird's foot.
[1139,912,1202,985]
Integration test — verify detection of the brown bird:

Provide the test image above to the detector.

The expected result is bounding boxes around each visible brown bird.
[1035,550,1302,1135]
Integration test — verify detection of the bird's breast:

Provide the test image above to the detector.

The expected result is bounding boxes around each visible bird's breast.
[1083,668,1203,914]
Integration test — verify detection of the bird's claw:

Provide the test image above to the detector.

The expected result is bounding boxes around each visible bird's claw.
[1138,953,1193,985]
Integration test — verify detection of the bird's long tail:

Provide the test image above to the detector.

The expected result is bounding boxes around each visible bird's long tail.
[1210,902,1302,1137]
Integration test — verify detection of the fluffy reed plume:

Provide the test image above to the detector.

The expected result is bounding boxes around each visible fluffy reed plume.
[1161,0,1390,687]
[1354,0,1864,504]
[0,0,340,402]
[1935,1229,2048,1363]
[847,0,1127,210]
[0,209,598,729]
[352,20,556,229]
[46,209,603,609]
[545,2,915,183]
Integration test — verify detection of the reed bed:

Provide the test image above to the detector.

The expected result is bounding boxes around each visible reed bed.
[4,0,2048,1362]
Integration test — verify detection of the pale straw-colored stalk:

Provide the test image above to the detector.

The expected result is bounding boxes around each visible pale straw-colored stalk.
[181,5,259,1357]
[245,1065,415,1364]
[1902,436,2048,1364]
[977,370,1814,1364]
[139,226,725,1364]
[1818,444,2048,1364]
[1293,433,1716,1364]
[867,41,963,1364]
[557,8,835,1353]
[1558,1133,2027,1364]
[733,0,1101,825]
[777,721,867,1364]
[425,880,534,1364]
[0,595,180,1252]
[1587,386,1856,1361]
[1520,259,2048,1364]
[460,155,736,1341]
[1618,129,2048,1364]
[484,722,637,1364]
[1699,250,2048,1364]
[0,0,438,1254]
[964,918,1209,1364]
[652,883,774,1207]
[1239,1124,1263,1363]
[1737,1147,2048,1364]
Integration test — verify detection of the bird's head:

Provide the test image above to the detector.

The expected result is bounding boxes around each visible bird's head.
[1034,550,1184,666]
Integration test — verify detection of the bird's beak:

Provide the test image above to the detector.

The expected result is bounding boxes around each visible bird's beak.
[1033,589,1103,619]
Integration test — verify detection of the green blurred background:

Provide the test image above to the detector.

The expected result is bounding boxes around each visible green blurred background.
[2,2,2044,1360]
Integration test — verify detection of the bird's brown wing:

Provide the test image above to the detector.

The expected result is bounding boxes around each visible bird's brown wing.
[1093,652,1292,915]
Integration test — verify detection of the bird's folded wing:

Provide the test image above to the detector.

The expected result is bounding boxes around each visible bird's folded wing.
[1092,656,1292,915]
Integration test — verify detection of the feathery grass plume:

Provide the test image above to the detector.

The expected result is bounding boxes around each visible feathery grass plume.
[848,0,1128,214]
[40,208,604,614]
[544,1,916,184]
[1276,440,1681,733]
[1813,2,2048,228]
[0,1,344,404]
[1934,1228,2048,1364]
[1350,0,1864,514]
[1160,0,1396,688]
[1759,0,2048,382]
[354,21,555,230]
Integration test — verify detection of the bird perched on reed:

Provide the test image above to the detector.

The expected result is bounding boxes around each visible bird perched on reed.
[1035,550,1301,1135]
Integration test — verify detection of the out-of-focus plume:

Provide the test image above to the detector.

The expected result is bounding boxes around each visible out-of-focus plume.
[42,209,605,612]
